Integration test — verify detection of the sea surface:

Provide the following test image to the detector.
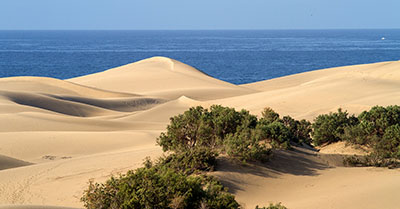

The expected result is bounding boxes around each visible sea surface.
[0,30,399,84]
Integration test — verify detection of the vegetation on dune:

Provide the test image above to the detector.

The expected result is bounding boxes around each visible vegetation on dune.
[81,159,239,209]
[282,116,313,145]
[82,104,400,209]
[158,105,311,163]
[258,108,313,149]
[157,105,269,163]
[311,108,358,146]
[82,105,294,209]
[224,126,271,162]
[313,105,400,167]
[255,203,288,209]
[157,106,259,154]
[158,147,218,175]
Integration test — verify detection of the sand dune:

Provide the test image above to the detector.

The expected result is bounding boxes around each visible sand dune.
[217,61,400,120]
[1,57,400,208]
[69,57,256,100]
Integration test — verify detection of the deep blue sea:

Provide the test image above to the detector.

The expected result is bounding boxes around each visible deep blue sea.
[0,30,399,84]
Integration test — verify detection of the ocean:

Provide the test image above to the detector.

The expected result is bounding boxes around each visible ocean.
[0,30,399,84]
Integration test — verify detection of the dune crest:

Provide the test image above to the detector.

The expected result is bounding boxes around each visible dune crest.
[69,57,256,100]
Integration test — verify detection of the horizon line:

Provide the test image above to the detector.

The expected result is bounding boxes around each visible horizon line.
[0,28,400,31]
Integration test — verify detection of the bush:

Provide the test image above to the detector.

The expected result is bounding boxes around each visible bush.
[157,106,214,152]
[312,108,358,146]
[255,203,288,209]
[224,127,271,162]
[157,105,258,153]
[341,121,377,145]
[81,164,239,209]
[376,124,400,158]
[335,106,400,166]
[261,107,280,123]
[282,116,312,145]
[260,108,312,147]
[358,105,400,136]
[159,147,218,175]
[201,176,241,209]
[209,105,257,142]
[258,121,292,149]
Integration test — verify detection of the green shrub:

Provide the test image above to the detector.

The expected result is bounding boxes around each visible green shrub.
[336,106,400,166]
[209,105,257,142]
[159,147,218,175]
[157,105,258,153]
[255,202,288,209]
[376,124,400,158]
[157,106,214,152]
[81,165,239,209]
[341,121,377,145]
[201,175,241,209]
[358,105,400,136]
[258,121,292,149]
[341,105,400,148]
[260,108,312,147]
[261,107,280,123]
[312,108,358,146]
[282,116,312,145]
[224,127,271,162]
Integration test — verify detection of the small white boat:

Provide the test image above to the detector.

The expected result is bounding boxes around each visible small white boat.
[381,37,386,40]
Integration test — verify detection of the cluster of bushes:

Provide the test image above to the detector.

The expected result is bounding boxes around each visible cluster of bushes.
[81,104,400,209]
[157,105,268,163]
[82,105,292,209]
[259,108,312,148]
[157,105,312,163]
[312,106,400,166]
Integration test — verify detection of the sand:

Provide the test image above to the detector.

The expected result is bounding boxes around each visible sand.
[1,57,400,209]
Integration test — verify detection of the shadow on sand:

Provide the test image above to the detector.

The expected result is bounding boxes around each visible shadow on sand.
[213,146,346,193]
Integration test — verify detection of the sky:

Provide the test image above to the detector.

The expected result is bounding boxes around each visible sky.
[0,0,399,30]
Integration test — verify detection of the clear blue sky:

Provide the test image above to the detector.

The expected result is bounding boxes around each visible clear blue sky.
[1,0,399,30]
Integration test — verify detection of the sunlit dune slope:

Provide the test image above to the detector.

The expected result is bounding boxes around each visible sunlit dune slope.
[215,61,400,120]
[69,57,256,100]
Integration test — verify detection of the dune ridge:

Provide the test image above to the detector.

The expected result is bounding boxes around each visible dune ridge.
[69,57,257,100]
[1,57,400,209]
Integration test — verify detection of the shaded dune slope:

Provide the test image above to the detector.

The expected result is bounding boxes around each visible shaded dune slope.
[0,77,165,117]
[0,155,32,171]
[1,91,164,117]
[0,76,135,97]
[214,148,400,209]
[1,91,115,117]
